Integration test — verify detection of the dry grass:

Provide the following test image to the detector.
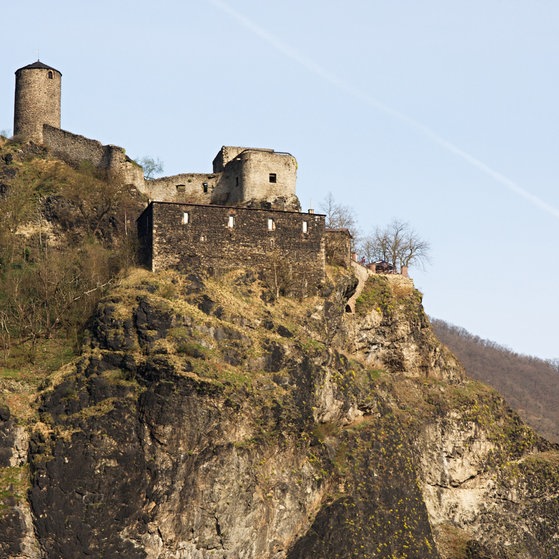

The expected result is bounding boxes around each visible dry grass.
[0,338,77,423]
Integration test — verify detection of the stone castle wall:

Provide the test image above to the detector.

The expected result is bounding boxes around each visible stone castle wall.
[212,146,249,172]
[138,202,326,297]
[144,173,218,204]
[141,148,299,210]
[324,229,353,268]
[220,149,298,209]
[42,125,144,187]
[39,125,298,211]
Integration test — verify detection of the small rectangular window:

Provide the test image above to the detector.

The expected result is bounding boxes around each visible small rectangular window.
[176,184,186,192]
[269,173,277,183]
[267,218,275,231]
[182,212,189,224]
[302,221,308,233]
[228,215,235,228]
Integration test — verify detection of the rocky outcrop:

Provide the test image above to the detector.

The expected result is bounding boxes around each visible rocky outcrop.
[1,268,558,558]
[0,405,39,559]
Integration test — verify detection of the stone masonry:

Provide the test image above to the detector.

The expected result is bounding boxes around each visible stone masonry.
[42,125,144,187]
[14,61,61,144]
[12,61,353,297]
[138,202,327,297]
[146,147,300,211]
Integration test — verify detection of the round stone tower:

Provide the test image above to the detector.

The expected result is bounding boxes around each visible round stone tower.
[13,60,62,143]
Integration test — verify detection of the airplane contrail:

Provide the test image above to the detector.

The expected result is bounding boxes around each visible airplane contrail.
[208,0,559,220]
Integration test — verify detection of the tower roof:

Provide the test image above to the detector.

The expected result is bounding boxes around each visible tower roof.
[16,60,61,75]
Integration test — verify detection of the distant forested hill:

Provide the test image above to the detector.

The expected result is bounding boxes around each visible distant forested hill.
[431,318,559,443]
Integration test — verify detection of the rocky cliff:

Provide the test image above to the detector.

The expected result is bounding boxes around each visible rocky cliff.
[1,267,558,558]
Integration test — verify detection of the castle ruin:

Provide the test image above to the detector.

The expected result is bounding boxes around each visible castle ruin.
[10,61,352,296]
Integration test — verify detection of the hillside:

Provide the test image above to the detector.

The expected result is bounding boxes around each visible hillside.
[432,319,559,443]
[1,140,559,558]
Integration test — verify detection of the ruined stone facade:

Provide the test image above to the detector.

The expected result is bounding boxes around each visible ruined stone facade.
[42,125,144,186]
[12,61,353,295]
[146,147,299,211]
[12,62,300,209]
[138,202,327,297]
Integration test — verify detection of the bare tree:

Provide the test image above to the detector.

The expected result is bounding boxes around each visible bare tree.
[361,219,430,271]
[320,192,360,245]
[135,156,164,180]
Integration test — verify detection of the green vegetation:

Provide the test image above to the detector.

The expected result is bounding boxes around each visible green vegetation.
[0,465,29,513]
[355,275,394,316]
[1,141,558,558]
[432,317,559,443]
[0,141,142,370]
[354,274,421,324]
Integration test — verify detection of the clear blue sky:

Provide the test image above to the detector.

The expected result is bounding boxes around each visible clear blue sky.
[2,1,558,359]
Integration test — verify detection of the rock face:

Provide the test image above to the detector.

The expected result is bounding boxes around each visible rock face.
[2,269,558,558]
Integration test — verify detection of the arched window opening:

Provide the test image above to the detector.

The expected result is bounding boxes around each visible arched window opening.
[47,71,53,79]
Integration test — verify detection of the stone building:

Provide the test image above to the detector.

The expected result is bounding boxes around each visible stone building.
[11,60,353,295]
[12,61,300,210]
[14,61,61,144]
[138,202,329,297]
[13,60,144,188]
[142,146,299,211]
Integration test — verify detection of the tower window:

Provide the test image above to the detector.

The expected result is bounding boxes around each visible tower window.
[267,218,276,231]
[203,182,208,193]
[269,173,277,183]
[228,215,235,228]
[47,71,53,79]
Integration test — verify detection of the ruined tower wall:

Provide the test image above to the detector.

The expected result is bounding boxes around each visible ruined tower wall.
[239,150,297,205]
[42,125,144,187]
[210,148,299,210]
[14,65,61,143]
[143,173,217,204]
[212,146,251,172]
[143,148,299,210]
